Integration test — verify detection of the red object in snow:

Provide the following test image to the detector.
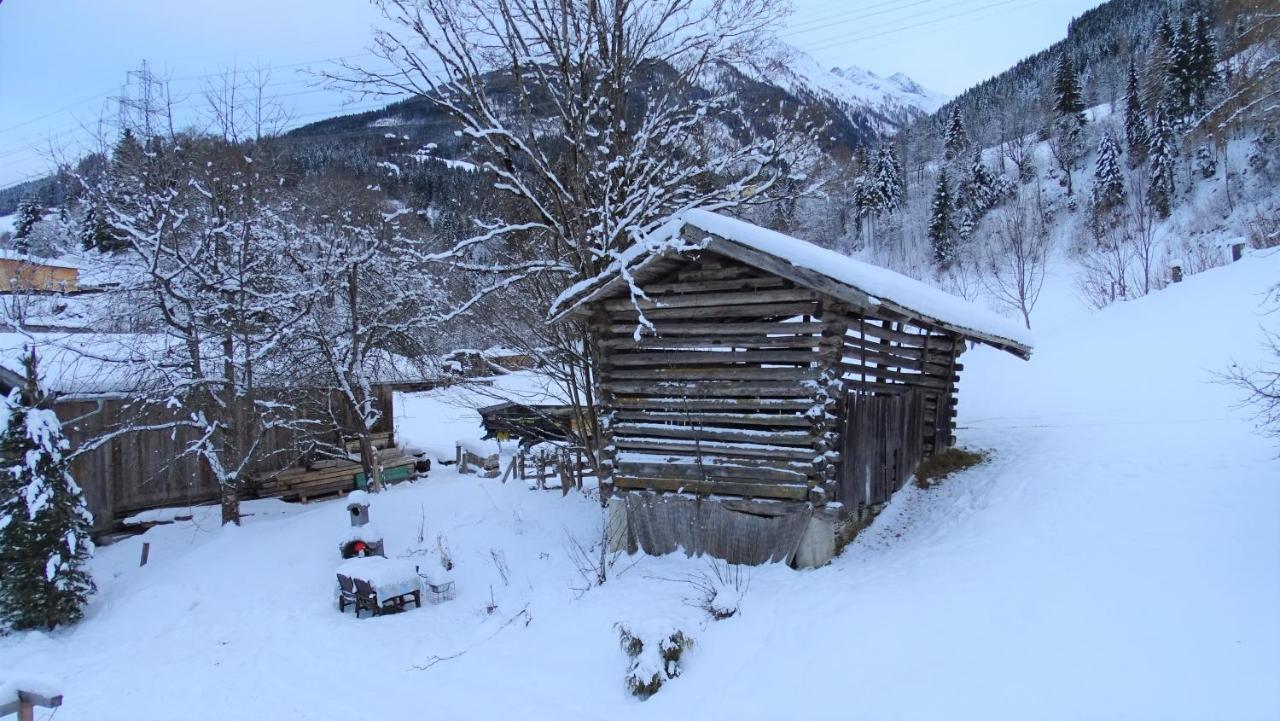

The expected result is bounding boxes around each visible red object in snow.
[353,541,367,556]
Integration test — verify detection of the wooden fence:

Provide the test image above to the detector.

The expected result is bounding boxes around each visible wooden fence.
[57,386,395,535]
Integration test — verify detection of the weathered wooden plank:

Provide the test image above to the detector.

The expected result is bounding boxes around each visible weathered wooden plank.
[836,362,949,390]
[616,461,808,483]
[602,288,816,312]
[606,367,819,382]
[608,397,815,412]
[705,237,875,312]
[607,350,821,366]
[607,301,817,320]
[612,475,810,501]
[602,334,820,351]
[673,262,768,282]
[613,423,814,446]
[605,320,824,337]
[842,315,959,347]
[612,410,811,428]
[643,276,789,295]
[602,380,815,397]
[612,438,817,462]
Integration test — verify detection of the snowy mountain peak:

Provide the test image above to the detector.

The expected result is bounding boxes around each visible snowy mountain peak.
[831,65,948,116]
[733,43,947,136]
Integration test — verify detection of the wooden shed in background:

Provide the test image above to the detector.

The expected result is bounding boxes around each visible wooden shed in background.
[551,210,1032,567]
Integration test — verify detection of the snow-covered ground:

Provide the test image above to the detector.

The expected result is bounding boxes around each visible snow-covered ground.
[1,250,1278,720]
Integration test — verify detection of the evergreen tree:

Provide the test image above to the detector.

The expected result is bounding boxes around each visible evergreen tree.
[1123,60,1150,165]
[1052,52,1087,126]
[942,106,969,163]
[1194,143,1217,178]
[955,149,1014,239]
[1189,11,1221,113]
[77,205,120,253]
[1165,17,1197,123]
[1145,15,1177,111]
[1091,132,1127,212]
[12,199,43,254]
[0,350,95,632]
[872,146,904,215]
[927,169,955,266]
[1148,101,1178,218]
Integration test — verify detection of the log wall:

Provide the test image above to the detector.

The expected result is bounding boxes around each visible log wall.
[591,251,966,513]
[593,256,827,503]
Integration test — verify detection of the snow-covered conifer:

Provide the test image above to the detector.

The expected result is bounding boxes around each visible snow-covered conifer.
[1123,60,1149,165]
[872,146,904,215]
[0,350,94,632]
[1052,53,1087,126]
[1189,11,1221,112]
[1147,102,1178,217]
[928,169,955,266]
[943,106,969,163]
[1091,133,1126,212]
[1165,17,1196,123]
[12,199,43,253]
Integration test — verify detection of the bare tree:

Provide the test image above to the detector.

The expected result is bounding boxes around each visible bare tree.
[980,192,1050,328]
[1122,163,1160,297]
[1224,285,1280,443]
[288,181,447,492]
[87,77,318,525]
[333,0,817,476]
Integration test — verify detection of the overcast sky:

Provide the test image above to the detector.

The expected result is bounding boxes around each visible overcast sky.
[0,0,1103,189]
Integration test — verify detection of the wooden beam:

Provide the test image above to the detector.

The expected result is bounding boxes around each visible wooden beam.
[607,301,817,320]
[612,423,815,446]
[605,320,824,337]
[602,380,816,397]
[612,438,817,462]
[643,276,789,295]
[612,410,811,428]
[615,461,808,483]
[612,475,810,501]
[703,236,876,311]
[601,288,816,312]
[606,367,819,382]
[608,397,815,412]
[607,349,821,366]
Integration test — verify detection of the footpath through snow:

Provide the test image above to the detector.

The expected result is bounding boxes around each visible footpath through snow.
[0,252,1277,720]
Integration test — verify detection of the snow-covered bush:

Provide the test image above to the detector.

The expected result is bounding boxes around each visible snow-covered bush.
[685,559,749,621]
[0,351,95,632]
[617,621,692,699]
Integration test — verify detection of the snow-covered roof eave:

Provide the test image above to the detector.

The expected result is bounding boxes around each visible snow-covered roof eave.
[548,209,1034,360]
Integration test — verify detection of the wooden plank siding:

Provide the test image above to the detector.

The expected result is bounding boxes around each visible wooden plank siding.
[56,386,396,535]
[590,250,967,513]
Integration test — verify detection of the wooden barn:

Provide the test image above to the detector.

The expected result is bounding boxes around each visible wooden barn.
[551,210,1032,567]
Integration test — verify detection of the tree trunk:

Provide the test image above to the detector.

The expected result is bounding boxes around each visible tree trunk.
[220,480,241,525]
[358,433,383,493]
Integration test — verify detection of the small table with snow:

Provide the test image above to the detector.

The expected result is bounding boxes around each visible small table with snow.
[337,557,422,616]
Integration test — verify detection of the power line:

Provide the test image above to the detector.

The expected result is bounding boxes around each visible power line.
[782,0,941,36]
[805,0,1040,53]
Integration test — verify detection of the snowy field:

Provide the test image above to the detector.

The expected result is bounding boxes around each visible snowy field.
[1,251,1278,720]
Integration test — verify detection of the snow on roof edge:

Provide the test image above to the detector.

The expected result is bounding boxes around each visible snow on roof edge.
[550,209,1033,355]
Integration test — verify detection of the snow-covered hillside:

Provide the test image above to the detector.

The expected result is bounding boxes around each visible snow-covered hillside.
[1,246,1276,720]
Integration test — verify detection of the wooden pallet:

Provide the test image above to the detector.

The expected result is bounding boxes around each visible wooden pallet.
[257,446,416,501]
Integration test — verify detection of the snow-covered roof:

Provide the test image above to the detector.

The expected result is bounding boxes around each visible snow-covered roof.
[550,209,1033,358]
[0,249,80,268]
[0,332,153,396]
[0,332,439,398]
